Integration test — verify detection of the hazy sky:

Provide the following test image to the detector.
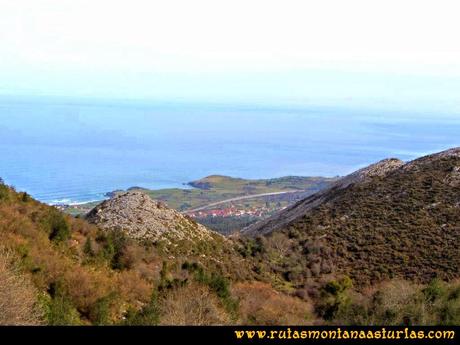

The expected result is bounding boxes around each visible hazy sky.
[1,0,460,110]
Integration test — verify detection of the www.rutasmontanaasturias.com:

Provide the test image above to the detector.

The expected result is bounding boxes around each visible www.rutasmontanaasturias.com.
[234,327,456,341]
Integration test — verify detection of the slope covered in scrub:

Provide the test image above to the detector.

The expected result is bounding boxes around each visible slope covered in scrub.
[241,148,460,287]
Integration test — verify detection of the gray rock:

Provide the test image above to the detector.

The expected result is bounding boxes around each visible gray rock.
[86,191,214,242]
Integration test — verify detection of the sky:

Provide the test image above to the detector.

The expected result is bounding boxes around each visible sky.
[1,0,460,111]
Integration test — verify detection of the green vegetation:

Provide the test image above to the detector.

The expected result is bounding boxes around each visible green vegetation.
[46,211,71,242]
[184,262,239,318]
[123,291,160,325]
[333,279,460,325]
[196,215,259,235]
[65,175,335,215]
[243,155,460,289]
[0,182,254,325]
[317,276,353,321]
[64,175,336,235]
[151,175,334,210]
[0,149,459,326]
[44,286,81,325]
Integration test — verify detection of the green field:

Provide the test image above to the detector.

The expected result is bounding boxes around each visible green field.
[64,175,337,216]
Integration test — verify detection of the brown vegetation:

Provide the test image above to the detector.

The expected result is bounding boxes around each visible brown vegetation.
[0,247,43,325]
[0,148,459,326]
[232,281,314,325]
[159,283,230,325]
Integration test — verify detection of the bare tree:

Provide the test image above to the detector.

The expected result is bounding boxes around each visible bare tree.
[159,283,229,325]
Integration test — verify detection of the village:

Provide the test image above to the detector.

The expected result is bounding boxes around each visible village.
[184,204,288,219]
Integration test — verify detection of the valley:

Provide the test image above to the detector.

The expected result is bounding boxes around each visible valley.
[1,147,459,326]
[61,175,337,234]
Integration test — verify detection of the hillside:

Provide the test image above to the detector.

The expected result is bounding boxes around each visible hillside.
[84,191,250,275]
[240,148,460,288]
[187,175,333,193]
[242,158,405,236]
[1,148,460,325]
[86,192,213,243]
[0,183,255,325]
[0,183,316,325]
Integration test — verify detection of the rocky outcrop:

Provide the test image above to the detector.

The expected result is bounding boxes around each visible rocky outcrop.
[86,191,214,242]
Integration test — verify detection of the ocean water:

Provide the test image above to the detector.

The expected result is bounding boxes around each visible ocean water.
[1,97,459,204]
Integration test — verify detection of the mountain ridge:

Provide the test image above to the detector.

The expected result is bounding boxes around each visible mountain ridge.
[240,147,460,287]
[1,147,460,325]
[241,157,405,237]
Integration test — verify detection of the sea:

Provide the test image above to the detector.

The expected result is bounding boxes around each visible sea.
[1,97,459,205]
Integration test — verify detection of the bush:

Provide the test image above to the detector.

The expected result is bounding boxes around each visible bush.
[124,291,160,325]
[317,276,353,321]
[83,238,95,256]
[232,282,314,325]
[89,294,115,325]
[325,276,353,295]
[47,212,70,242]
[106,230,129,270]
[21,192,31,203]
[0,248,43,325]
[183,262,238,318]
[43,281,81,325]
[0,184,9,201]
[332,280,460,325]
[208,274,231,299]
[45,295,81,325]
[238,237,265,258]
[423,279,446,302]
[158,283,229,325]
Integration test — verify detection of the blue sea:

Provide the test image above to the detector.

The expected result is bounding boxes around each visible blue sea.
[1,97,459,204]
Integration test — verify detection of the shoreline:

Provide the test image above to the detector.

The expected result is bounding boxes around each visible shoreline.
[50,175,337,216]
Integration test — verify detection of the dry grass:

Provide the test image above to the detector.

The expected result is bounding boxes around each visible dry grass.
[0,247,43,325]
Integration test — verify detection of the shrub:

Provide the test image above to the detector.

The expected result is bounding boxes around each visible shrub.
[238,237,264,258]
[47,212,70,242]
[325,276,353,295]
[116,244,144,270]
[105,230,129,270]
[42,280,81,325]
[0,184,10,201]
[183,263,238,318]
[317,276,353,321]
[0,248,43,325]
[159,283,229,325]
[331,280,460,325]
[21,192,31,203]
[89,294,116,325]
[232,282,314,325]
[423,279,446,302]
[83,238,95,256]
[124,291,160,325]
[208,274,231,299]
[45,294,81,325]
